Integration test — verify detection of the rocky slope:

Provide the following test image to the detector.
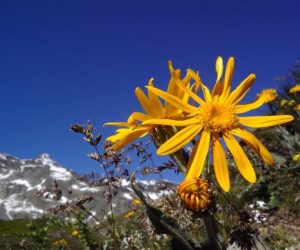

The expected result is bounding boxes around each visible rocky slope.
[0,153,175,221]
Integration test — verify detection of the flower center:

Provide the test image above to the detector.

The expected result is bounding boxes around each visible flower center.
[200,103,238,134]
[178,178,210,211]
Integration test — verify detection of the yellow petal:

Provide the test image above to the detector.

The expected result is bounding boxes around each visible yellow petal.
[167,61,180,95]
[239,115,294,128]
[226,74,256,105]
[231,128,274,166]
[127,112,150,123]
[175,77,205,106]
[135,87,156,116]
[224,134,256,183]
[235,95,265,114]
[115,128,129,133]
[157,124,202,155]
[178,73,192,100]
[212,138,230,192]
[142,117,200,126]
[186,131,211,180]
[106,133,122,143]
[190,81,200,96]
[215,56,223,83]
[106,128,133,142]
[212,57,224,97]
[220,57,234,101]
[147,79,165,116]
[166,61,181,116]
[146,86,200,114]
[112,126,151,152]
[104,122,134,127]
[187,69,212,102]
[211,82,223,98]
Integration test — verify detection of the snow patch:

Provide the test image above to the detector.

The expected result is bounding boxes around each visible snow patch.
[49,165,72,181]
[0,170,15,180]
[28,178,46,191]
[38,154,56,165]
[20,164,38,172]
[147,189,174,200]
[123,193,134,200]
[1,194,45,220]
[59,196,70,203]
[71,184,99,192]
[120,179,130,187]
[147,192,159,200]
[0,154,7,160]
[10,180,32,189]
[138,180,157,186]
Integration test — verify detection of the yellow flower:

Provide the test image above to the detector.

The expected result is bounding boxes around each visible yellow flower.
[72,230,80,237]
[281,99,295,107]
[144,57,294,193]
[178,178,210,211]
[132,199,142,205]
[124,210,135,218]
[280,99,288,107]
[293,154,300,162]
[257,89,278,103]
[289,100,295,106]
[105,62,198,151]
[289,84,300,93]
[53,239,68,246]
[296,104,300,110]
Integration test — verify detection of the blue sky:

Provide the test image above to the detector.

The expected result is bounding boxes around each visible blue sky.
[0,1,299,182]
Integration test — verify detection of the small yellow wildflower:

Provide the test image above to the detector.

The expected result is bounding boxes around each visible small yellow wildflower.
[72,230,80,237]
[280,99,288,106]
[289,84,300,93]
[178,178,210,211]
[132,199,142,206]
[293,154,300,162]
[257,89,278,103]
[53,239,68,246]
[289,100,295,106]
[296,104,300,110]
[124,210,135,218]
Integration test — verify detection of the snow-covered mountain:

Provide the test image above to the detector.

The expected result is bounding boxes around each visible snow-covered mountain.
[0,153,176,220]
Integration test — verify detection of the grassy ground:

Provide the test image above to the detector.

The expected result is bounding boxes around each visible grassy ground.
[0,218,84,250]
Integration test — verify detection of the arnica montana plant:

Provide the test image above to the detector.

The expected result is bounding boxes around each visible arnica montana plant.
[106,57,293,210]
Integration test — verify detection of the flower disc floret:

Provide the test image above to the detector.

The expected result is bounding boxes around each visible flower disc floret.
[200,103,239,134]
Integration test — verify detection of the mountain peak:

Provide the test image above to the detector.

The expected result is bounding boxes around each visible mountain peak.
[37,153,51,159]
[35,153,56,166]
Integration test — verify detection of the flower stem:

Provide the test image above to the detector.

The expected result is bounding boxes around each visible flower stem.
[152,127,188,173]
[202,213,223,250]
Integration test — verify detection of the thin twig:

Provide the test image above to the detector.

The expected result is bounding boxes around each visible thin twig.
[93,146,116,234]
